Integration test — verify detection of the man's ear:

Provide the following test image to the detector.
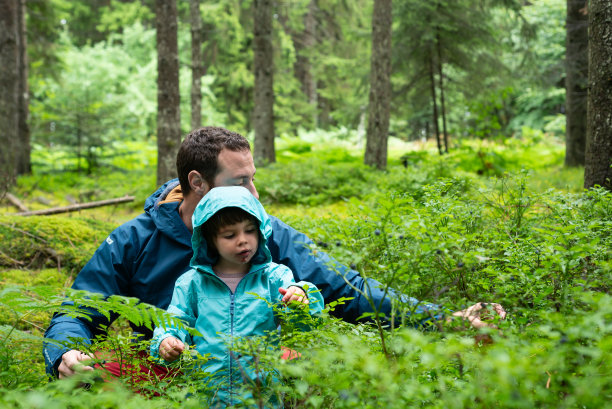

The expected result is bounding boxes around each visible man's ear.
[188,171,210,196]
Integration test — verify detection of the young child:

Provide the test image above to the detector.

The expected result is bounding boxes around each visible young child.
[150,186,324,407]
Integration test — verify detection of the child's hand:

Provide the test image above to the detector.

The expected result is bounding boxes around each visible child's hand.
[279,286,309,306]
[159,336,185,362]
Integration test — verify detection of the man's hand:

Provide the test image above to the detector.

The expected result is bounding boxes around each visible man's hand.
[279,286,309,305]
[58,349,94,379]
[159,336,185,362]
[451,302,507,329]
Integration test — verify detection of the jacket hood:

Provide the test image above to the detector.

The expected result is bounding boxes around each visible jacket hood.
[144,179,192,248]
[190,186,272,269]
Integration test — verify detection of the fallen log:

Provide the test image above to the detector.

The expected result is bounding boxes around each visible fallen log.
[14,195,135,216]
[4,193,29,212]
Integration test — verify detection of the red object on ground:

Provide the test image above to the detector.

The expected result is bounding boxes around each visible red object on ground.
[93,349,180,395]
[280,346,301,360]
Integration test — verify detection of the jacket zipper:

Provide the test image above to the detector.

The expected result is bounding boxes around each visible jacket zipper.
[229,292,235,404]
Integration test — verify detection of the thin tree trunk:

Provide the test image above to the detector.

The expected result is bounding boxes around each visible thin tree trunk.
[155,0,181,185]
[364,0,392,170]
[428,50,442,156]
[565,0,588,167]
[436,31,448,154]
[584,0,612,190]
[0,0,19,192]
[190,0,203,130]
[253,0,276,165]
[295,0,317,127]
[16,0,30,175]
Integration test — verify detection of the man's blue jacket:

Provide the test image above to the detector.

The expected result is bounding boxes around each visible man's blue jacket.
[43,180,434,376]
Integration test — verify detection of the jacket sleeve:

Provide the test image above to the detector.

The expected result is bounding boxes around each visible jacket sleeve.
[150,276,195,360]
[43,222,136,377]
[266,216,443,326]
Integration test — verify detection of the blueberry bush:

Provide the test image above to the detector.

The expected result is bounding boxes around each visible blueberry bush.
[0,137,610,408]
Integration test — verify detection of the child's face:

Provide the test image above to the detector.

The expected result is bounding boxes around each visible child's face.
[213,219,259,266]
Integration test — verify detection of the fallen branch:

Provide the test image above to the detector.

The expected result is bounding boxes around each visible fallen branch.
[14,196,135,216]
[4,193,29,212]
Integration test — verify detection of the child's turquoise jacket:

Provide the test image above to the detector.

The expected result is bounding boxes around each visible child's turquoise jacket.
[151,186,324,406]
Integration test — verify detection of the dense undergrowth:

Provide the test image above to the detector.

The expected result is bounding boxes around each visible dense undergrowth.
[1,134,610,408]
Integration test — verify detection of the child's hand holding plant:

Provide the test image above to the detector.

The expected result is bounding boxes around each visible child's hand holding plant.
[278,286,309,306]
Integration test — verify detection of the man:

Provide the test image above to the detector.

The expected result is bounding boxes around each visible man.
[44,127,505,378]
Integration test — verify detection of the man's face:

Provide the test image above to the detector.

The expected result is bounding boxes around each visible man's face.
[212,149,259,199]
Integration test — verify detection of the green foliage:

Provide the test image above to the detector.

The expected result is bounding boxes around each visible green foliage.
[29,23,158,172]
[2,134,608,407]
[0,216,115,273]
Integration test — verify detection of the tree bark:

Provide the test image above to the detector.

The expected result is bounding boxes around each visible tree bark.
[436,31,448,154]
[565,0,589,167]
[584,0,612,190]
[294,0,318,127]
[0,0,19,192]
[155,0,181,185]
[190,0,203,130]
[16,0,30,175]
[428,49,442,156]
[364,0,392,170]
[253,0,276,165]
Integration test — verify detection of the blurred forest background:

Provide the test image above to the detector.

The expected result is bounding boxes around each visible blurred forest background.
[0,0,609,192]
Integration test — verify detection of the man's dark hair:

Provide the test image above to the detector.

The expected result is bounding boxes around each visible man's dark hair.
[202,207,259,254]
[176,127,251,195]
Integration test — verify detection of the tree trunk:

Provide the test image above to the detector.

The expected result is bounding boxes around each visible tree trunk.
[155,0,181,185]
[253,0,276,165]
[0,0,19,192]
[16,0,30,175]
[428,50,442,156]
[584,0,612,190]
[565,0,589,167]
[436,31,448,154]
[364,0,392,170]
[190,0,203,130]
[294,0,317,127]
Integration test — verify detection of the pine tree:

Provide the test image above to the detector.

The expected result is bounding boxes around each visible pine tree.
[253,0,276,165]
[364,0,392,170]
[155,0,181,184]
[584,0,612,190]
[190,0,203,130]
[565,0,588,167]
[0,0,19,192]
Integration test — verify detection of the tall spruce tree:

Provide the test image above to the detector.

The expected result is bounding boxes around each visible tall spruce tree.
[565,0,588,167]
[365,0,392,170]
[253,0,275,165]
[190,0,203,130]
[16,0,30,175]
[0,0,19,191]
[393,0,508,141]
[155,0,181,184]
[584,0,612,190]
